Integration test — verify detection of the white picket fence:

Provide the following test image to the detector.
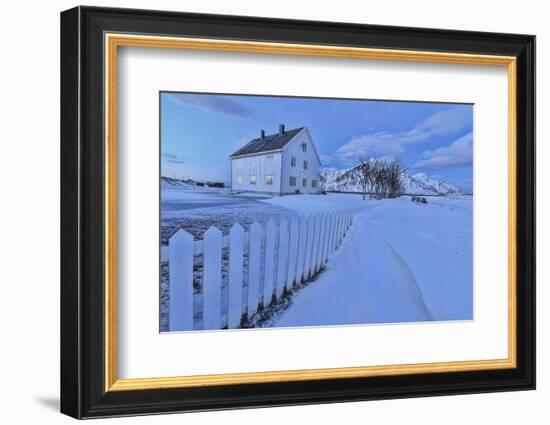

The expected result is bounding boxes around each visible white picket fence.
[168,208,358,331]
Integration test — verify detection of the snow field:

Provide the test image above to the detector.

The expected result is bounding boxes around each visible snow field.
[272,195,473,326]
[161,185,473,331]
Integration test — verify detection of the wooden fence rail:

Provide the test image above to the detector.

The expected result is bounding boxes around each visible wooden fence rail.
[168,208,358,331]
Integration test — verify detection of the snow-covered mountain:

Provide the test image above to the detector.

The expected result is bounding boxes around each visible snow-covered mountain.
[320,167,458,195]
[401,173,458,195]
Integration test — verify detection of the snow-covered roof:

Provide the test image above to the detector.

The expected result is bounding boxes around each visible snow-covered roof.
[230,127,304,158]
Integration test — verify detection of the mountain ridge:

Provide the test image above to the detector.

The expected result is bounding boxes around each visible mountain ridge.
[320,166,459,195]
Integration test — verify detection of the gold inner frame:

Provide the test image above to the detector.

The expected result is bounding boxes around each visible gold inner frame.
[104,33,517,392]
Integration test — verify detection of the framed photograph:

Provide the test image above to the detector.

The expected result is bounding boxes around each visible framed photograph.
[60,6,535,419]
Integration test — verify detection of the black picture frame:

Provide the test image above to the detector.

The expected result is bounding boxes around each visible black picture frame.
[61,5,535,419]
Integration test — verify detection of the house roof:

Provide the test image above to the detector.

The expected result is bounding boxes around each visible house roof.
[230,127,304,158]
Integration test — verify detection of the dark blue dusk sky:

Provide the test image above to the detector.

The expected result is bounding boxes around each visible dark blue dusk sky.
[160,92,473,191]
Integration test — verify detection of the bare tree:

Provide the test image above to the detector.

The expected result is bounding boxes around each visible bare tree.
[354,156,406,199]
[386,158,406,198]
[354,155,372,200]
[366,160,379,199]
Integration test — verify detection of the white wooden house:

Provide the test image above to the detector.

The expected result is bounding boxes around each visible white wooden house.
[230,125,321,196]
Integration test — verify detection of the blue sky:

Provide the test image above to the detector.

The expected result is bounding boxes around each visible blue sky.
[161,92,473,191]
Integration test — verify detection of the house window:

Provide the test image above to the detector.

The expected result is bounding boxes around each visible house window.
[301,143,307,152]
[291,156,296,167]
[250,175,257,185]
[302,178,307,187]
[266,175,273,185]
[236,175,243,184]
[312,179,317,188]
[289,176,296,186]
[303,160,308,170]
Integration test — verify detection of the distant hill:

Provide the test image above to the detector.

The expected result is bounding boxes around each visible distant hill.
[320,166,458,196]
[161,176,228,189]
[161,176,199,189]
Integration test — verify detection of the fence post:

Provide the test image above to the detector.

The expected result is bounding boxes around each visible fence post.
[330,211,338,250]
[337,211,344,245]
[203,226,222,330]
[304,216,315,279]
[345,212,349,235]
[316,214,325,272]
[327,211,335,257]
[343,211,348,238]
[312,215,320,274]
[247,221,262,317]
[316,213,327,272]
[287,218,299,289]
[327,212,334,260]
[333,212,340,249]
[296,217,308,283]
[308,215,319,278]
[314,214,323,274]
[228,223,244,329]
[263,219,276,307]
[276,217,289,299]
[341,211,346,241]
[168,229,194,332]
[322,213,330,264]
[343,211,348,237]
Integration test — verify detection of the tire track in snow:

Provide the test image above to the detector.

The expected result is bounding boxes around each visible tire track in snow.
[378,236,434,321]
[274,208,434,327]
[348,216,433,323]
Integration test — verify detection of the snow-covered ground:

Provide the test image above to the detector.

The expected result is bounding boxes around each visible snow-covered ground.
[161,186,297,244]
[160,184,299,331]
[264,194,473,326]
[160,182,473,331]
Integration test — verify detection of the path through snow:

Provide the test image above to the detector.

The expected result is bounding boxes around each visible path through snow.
[271,196,472,327]
[275,207,433,327]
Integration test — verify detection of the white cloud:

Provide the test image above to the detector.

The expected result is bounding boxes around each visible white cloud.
[320,154,337,167]
[165,93,254,119]
[412,132,473,168]
[161,152,194,165]
[417,107,472,135]
[333,106,471,162]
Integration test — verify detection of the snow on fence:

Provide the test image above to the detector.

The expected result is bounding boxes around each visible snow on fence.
[168,209,357,331]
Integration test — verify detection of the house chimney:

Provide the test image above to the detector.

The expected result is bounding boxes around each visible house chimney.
[260,130,265,139]
[278,124,285,134]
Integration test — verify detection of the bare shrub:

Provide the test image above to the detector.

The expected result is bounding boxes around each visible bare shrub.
[354,156,406,200]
